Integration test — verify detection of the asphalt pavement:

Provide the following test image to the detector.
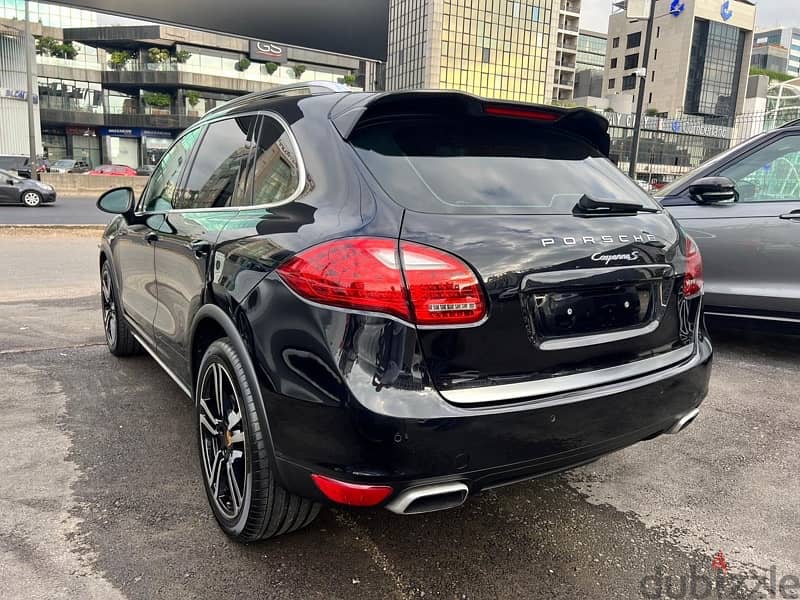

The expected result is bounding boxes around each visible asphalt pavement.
[1,229,798,600]
[0,196,112,225]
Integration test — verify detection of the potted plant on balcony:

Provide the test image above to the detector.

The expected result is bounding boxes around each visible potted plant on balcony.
[174,49,192,64]
[265,62,279,75]
[292,64,306,79]
[147,47,170,64]
[235,58,251,72]
[343,72,357,86]
[142,91,172,114]
[108,50,130,71]
[186,90,201,116]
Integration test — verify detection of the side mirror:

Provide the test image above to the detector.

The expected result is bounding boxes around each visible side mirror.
[688,176,738,204]
[97,187,135,218]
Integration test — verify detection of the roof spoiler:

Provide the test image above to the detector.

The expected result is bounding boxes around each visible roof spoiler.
[330,90,611,156]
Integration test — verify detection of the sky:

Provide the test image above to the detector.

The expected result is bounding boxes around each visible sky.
[580,0,788,33]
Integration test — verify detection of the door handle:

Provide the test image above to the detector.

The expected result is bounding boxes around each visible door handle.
[779,211,800,220]
[144,231,159,244]
[190,239,211,257]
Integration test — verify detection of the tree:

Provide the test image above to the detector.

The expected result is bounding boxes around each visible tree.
[645,107,660,116]
[186,90,201,108]
[292,64,306,78]
[265,62,279,75]
[235,58,251,72]
[749,66,793,82]
[343,72,357,86]
[142,92,172,108]
[147,47,170,63]
[108,50,131,70]
[174,49,192,64]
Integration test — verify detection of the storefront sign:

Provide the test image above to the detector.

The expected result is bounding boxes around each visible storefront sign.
[249,41,288,63]
[99,127,174,138]
[603,112,733,139]
[65,127,97,136]
[3,88,38,104]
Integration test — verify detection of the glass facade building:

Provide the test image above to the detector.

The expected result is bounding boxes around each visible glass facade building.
[0,0,96,27]
[576,30,606,70]
[755,28,800,76]
[685,20,747,118]
[386,0,570,105]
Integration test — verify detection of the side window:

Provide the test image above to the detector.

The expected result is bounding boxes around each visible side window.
[142,127,203,212]
[719,135,800,202]
[251,116,301,206]
[176,116,256,210]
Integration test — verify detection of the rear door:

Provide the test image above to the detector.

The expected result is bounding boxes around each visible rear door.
[663,133,800,317]
[351,112,697,402]
[152,114,257,385]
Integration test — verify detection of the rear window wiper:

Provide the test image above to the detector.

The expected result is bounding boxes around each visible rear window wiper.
[573,194,660,216]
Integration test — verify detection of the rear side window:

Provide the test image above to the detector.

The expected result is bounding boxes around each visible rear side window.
[251,116,300,206]
[351,117,658,215]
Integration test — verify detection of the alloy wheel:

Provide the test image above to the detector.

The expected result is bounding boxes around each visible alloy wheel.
[198,361,248,519]
[101,267,117,348]
[22,192,41,207]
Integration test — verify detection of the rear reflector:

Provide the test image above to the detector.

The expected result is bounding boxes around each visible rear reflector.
[484,105,561,121]
[311,474,393,506]
[276,237,487,326]
[683,237,703,299]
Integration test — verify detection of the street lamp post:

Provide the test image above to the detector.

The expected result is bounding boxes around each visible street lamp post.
[627,0,657,179]
[24,0,38,179]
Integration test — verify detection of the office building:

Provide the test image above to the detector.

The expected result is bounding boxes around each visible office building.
[750,43,789,74]
[0,8,378,167]
[603,0,756,119]
[755,28,800,76]
[0,23,42,155]
[385,0,582,105]
[576,29,607,70]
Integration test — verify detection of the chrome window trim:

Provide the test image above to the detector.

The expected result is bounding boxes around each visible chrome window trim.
[134,109,306,215]
[440,343,696,405]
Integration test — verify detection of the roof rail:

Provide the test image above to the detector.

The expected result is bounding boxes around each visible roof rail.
[203,81,351,119]
[780,118,800,129]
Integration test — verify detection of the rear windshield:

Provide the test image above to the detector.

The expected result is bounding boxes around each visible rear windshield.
[351,117,659,215]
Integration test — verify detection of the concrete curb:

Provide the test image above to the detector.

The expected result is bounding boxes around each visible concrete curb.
[0,224,106,231]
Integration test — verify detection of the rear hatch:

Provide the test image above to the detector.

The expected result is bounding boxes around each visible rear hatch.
[345,94,700,405]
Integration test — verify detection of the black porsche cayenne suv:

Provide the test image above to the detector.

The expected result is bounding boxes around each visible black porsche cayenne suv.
[97,82,711,542]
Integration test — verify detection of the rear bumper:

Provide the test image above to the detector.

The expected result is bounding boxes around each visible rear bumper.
[267,335,712,507]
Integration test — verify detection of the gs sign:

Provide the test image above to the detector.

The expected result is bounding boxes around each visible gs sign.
[249,40,288,63]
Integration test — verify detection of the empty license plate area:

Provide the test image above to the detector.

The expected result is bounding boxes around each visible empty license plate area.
[527,283,654,339]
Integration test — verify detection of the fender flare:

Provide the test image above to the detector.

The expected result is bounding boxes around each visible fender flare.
[189,304,279,465]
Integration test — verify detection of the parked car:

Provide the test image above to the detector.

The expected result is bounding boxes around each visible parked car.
[89,164,138,176]
[50,158,91,174]
[658,120,800,323]
[97,83,712,542]
[135,165,156,177]
[0,169,56,207]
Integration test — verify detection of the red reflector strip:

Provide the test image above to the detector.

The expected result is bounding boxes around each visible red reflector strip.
[484,105,561,121]
[311,474,393,506]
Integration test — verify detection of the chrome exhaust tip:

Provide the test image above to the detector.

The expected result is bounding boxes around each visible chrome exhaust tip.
[385,482,469,515]
[666,408,700,435]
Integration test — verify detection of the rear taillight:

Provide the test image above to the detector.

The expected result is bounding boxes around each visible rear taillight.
[683,237,703,299]
[276,237,486,326]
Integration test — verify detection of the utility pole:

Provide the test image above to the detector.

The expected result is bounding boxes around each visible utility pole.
[627,0,657,180]
[24,0,38,179]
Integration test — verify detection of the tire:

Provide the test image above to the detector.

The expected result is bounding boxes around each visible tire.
[196,338,320,542]
[100,261,140,356]
[21,191,42,207]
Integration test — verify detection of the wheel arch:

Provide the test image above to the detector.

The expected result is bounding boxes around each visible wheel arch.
[189,303,279,459]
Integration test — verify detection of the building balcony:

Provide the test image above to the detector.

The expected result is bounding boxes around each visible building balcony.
[560,0,580,15]
[104,111,200,130]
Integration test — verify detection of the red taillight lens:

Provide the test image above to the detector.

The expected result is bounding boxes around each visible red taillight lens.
[683,237,703,299]
[400,241,486,326]
[311,474,393,506]
[276,237,486,326]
